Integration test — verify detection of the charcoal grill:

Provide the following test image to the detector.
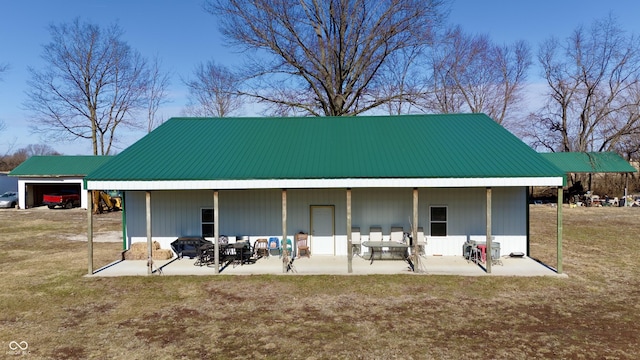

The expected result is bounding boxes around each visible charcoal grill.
[171,236,212,259]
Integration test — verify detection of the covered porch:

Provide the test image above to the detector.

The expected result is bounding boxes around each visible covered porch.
[89,254,564,277]
[86,185,566,276]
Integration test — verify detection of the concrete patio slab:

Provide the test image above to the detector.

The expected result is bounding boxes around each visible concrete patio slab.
[89,254,566,277]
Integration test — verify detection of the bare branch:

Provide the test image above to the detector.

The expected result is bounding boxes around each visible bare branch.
[146,56,171,132]
[0,63,8,81]
[205,0,447,116]
[183,60,243,117]
[24,18,158,155]
[533,14,640,153]
[421,26,532,125]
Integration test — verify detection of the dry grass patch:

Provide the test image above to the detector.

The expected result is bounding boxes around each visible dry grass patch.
[1,206,639,359]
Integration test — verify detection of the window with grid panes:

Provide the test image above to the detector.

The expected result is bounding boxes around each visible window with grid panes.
[201,208,214,237]
[430,206,447,236]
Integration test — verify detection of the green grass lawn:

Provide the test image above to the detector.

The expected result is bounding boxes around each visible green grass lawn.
[1,206,639,359]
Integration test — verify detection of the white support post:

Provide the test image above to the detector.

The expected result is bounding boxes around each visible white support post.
[87,190,94,275]
[557,186,563,274]
[412,188,419,272]
[146,191,152,275]
[282,189,288,273]
[486,187,492,274]
[347,188,352,273]
[214,190,220,274]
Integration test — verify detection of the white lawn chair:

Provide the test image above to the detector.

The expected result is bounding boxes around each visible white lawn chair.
[369,226,383,242]
[416,227,426,256]
[390,226,404,243]
[352,227,361,257]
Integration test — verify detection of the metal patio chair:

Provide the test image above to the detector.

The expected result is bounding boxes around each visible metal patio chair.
[253,238,269,258]
[296,232,310,258]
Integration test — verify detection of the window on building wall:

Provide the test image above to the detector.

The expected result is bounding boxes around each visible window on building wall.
[201,208,214,237]
[430,206,447,236]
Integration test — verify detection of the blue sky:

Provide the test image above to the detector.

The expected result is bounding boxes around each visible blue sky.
[1,0,640,155]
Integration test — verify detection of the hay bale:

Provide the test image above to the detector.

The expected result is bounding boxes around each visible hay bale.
[153,249,174,260]
[123,249,145,260]
[124,241,173,260]
[124,242,147,260]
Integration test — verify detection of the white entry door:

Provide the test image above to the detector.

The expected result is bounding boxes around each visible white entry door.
[311,206,335,255]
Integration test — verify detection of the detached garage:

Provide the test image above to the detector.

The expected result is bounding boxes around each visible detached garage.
[9,156,112,209]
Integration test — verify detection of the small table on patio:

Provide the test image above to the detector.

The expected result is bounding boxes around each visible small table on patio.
[227,242,255,267]
[362,241,410,265]
[195,242,254,268]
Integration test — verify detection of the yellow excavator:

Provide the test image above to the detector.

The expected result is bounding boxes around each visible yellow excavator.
[92,190,121,214]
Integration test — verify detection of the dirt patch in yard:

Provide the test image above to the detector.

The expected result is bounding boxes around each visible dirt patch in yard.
[67,231,122,243]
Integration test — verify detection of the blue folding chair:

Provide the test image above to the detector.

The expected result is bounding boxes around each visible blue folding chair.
[268,237,280,256]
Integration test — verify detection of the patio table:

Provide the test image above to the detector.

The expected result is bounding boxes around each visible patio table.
[226,242,255,267]
[362,241,410,265]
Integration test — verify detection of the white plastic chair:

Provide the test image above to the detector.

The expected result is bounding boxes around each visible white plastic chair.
[352,227,361,257]
[390,226,404,243]
[369,226,382,242]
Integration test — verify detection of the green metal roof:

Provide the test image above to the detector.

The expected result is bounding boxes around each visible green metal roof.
[9,156,113,177]
[539,152,637,173]
[85,114,564,182]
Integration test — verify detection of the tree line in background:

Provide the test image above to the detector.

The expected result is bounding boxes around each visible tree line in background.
[0,144,59,171]
[1,0,640,176]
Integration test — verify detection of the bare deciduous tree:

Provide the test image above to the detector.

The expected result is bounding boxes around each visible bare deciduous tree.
[205,0,447,116]
[528,15,640,153]
[424,26,532,125]
[0,63,8,135]
[18,144,60,157]
[183,60,243,117]
[25,18,164,155]
[0,144,60,171]
[372,46,427,115]
[146,57,171,132]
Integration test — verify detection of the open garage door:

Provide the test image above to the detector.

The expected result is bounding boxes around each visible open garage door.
[25,183,82,208]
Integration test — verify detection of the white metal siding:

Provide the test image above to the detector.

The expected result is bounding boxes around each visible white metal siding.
[218,189,283,238]
[125,191,217,250]
[125,187,528,256]
[419,187,526,256]
[351,188,414,235]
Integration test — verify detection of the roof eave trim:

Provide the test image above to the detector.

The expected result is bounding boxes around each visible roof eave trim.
[85,177,565,190]
[11,175,86,178]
